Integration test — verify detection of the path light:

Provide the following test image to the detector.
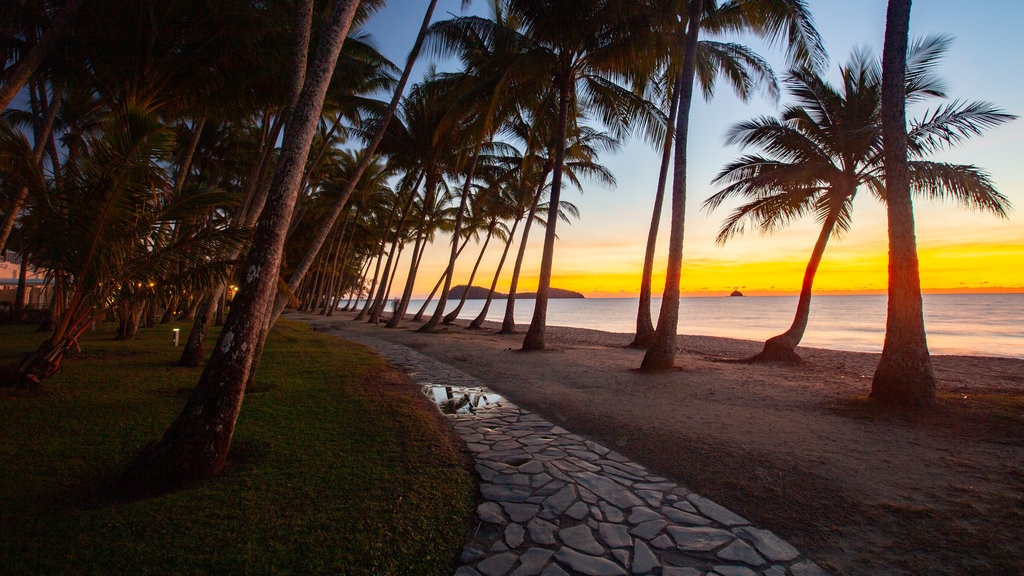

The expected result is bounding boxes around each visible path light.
[172,328,180,346]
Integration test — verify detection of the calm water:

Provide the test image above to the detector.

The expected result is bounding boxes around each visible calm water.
[396,293,1023,359]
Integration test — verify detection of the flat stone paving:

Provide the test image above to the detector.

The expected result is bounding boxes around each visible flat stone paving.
[315,325,830,576]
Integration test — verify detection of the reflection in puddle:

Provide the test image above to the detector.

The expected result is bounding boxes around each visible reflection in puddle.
[424,385,503,414]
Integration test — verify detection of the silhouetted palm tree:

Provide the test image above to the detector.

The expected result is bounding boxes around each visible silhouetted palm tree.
[704,40,1013,362]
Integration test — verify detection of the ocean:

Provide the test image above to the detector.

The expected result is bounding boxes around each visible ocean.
[397,293,1023,359]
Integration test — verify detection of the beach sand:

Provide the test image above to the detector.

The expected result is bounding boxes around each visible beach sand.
[298,310,1024,576]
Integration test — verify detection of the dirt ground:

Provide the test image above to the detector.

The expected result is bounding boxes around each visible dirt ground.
[301,311,1024,576]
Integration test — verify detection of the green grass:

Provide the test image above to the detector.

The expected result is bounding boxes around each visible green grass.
[0,319,473,575]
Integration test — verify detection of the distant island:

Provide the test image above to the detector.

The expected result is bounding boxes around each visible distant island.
[729,290,744,297]
[447,285,585,299]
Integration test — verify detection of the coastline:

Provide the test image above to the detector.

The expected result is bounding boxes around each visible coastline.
[298,310,1024,575]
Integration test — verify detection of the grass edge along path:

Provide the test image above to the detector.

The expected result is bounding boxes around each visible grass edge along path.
[0,319,473,576]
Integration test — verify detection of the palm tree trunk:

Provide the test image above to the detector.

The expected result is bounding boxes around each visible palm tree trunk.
[0,80,63,252]
[0,0,80,111]
[522,81,572,351]
[871,0,935,407]
[411,237,471,322]
[388,178,433,327]
[126,0,362,487]
[471,215,521,329]
[641,1,702,370]
[754,207,840,362]
[275,0,441,322]
[444,225,494,324]
[631,73,681,349]
[420,144,484,332]
[500,178,546,334]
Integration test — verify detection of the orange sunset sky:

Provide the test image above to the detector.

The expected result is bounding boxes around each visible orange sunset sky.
[365,0,1024,299]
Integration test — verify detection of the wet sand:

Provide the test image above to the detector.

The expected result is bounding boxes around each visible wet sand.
[295,310,1024,576]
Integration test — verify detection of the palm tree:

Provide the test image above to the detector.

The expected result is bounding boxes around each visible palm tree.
[703,41,1013,362]
[641,0,825,370]
[630,34,778,348]
[8,106,245,387]
[501,0,662,351]
[871,0,931,406]
[126,0,364,487]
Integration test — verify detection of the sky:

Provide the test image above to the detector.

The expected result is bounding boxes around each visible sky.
[359,0,1024,298]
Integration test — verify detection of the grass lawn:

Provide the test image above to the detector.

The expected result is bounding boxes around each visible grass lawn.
[0,319,473,575]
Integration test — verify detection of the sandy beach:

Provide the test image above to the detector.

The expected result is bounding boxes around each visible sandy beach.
[297,310,1024,576]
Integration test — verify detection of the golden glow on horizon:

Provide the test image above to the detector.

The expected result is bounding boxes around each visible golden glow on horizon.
[479,240,1024,298]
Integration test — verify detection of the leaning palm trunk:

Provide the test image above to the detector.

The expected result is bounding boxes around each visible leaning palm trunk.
[420,145,483,332]
[444,225,495,324]
[0,0,80,112]
[411,237,471,322]
[521,87,571,350]
[500,179,545,334]
[471,215,521,329]
[126,0,361,487]
[0,81,63,252]
[272,0,440,328]
[641,2,702,370]
[631,74,681,349]
[751,208,840,362]
[871,0,935,406]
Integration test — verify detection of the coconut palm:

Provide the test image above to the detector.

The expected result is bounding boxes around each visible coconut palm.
[703,40,1013,362]
[630,34,779,348]
[641,0,825,371]
[126,0,365,487]
[457,0,663,350]
[8,106,246,387]
[871,0,933,406]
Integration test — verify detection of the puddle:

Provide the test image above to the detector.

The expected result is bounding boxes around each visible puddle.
[423,385,503,414]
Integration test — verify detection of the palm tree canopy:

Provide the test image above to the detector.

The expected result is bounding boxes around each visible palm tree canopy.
[704,37,1015,245]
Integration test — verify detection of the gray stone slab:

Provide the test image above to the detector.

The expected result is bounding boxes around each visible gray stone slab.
[789,560,831,576]
[567,501,591,520]
[553,548,628,576]
[662,507,712,526]
[763,566,787,576]
[578,486,598,504]
[479,502,509,524]
[631,540,659,574]
[650,534,674,550]
[627,506,661,524]
[636,489,664,508]
[629,519,667,541]
[686,494,749,527]
[661,568,701,576]
[502,503,540,523]
[666,526,735,552]
[477,552,518,576]
[542,484,578,515]
[598,522,633,548]
[573,471,645,508]
[518,460,545,474]
[709,566,757,576]
[732,527,800,562]
[611,548,630,570]
[483,484,534,503]
[505,522,526,549]
[455,566,483,576]
[717,539,765,566]
[528,518,558,546]
[599,502,625,523]
[559,524,606,555]
[511,548,555,576]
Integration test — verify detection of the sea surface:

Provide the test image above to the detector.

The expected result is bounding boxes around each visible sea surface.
[396,293,1023,359]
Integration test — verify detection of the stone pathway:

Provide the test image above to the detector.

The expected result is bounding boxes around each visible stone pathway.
[314,325,830,576]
